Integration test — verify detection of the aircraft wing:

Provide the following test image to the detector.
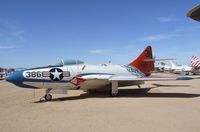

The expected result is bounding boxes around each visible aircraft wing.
[80,74,193,81]
[109,75,193,81]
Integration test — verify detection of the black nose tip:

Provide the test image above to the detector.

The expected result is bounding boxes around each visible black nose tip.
[5,74,15,82]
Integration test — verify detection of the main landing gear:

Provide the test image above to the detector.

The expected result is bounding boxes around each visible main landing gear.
[40,88,53,101]
[110,81,119,97]
[110,82,142,97]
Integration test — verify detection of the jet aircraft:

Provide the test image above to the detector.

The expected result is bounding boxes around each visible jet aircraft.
[155,61,172,72]
[169,61,192,75]
[187,4,200,22]
[5,46,192,101]
[191,55,200,75]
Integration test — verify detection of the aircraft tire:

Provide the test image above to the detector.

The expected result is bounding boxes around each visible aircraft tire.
[110,93,118,97]
[45,94,52,101]
[109,90,118,97]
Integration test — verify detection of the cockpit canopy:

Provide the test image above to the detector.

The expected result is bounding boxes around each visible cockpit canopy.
[27,59,85,70]
[53,59,84,67]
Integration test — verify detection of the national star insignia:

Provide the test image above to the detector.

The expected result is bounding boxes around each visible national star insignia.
[50,69,62,80]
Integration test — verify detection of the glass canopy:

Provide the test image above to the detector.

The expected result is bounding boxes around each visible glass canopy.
[53,59,84,66]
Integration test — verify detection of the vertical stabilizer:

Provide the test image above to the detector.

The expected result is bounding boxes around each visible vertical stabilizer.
[170,61,176,68]
[129,46,154,75]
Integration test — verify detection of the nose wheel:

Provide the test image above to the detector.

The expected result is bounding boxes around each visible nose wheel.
[44,94,52,101]
[40,88,53,101]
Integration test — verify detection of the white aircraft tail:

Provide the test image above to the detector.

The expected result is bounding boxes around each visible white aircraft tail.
[170,61,176,67]
[191,56,200,68]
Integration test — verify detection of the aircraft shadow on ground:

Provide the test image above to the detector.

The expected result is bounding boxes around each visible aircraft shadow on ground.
[34,84,200,103]
[152,83,191,87]
[194,77,200,79]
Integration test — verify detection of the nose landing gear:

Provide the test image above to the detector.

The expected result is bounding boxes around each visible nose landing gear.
[40,88,53,101]
[44,94,52,101]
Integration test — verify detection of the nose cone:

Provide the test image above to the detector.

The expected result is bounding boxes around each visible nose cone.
[5,71,24,83]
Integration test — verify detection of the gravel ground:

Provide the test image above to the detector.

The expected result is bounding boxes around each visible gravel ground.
[0,73,200,132]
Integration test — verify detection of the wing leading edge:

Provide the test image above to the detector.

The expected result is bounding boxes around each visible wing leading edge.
[80,74,193,81]
[109,75,193,81]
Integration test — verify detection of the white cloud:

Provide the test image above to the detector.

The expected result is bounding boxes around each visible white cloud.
[89,49,108,54]
[140,34,180,41]
[0,45,15,49]
[156,17,179,22]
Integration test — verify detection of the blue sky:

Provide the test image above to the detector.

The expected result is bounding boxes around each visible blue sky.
[0,0,200,68]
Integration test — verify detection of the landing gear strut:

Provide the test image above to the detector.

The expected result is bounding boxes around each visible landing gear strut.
[40,88,53,101]
[110,81,119,97]
[137,84,141,88]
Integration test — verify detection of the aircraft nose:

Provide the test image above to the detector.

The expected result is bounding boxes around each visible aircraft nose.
[5,71,24,83]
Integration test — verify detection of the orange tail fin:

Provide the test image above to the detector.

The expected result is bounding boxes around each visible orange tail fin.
[129,46,154,75]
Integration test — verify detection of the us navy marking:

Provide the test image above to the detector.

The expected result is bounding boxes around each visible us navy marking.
[50,68,64,81]
[24,68,70,81]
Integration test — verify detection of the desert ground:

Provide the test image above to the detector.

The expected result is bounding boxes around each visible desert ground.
[0,73,200,132]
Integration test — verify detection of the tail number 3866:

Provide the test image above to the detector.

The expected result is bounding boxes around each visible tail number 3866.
[25,71,43,78]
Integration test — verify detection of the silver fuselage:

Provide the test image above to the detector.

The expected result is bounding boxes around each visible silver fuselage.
[6,64,144,91]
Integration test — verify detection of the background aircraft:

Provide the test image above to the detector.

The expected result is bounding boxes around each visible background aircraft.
[191,55,200,75]
[187,4,200,22]
[155,61,172,72]
[5,46,192,101]
[169,61,192,75]
[187,4,200,74]
[0,67,5,80]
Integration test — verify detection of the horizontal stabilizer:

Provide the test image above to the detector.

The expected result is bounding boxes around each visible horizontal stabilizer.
[144,58,176,62]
